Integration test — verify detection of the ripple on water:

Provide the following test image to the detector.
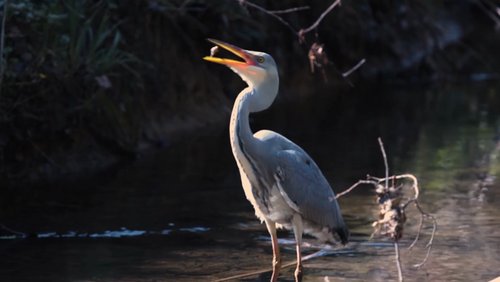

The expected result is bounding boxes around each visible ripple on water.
[0,225,210,240]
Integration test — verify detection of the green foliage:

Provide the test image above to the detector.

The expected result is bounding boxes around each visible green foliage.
[2,0,138,79]
[0,0,143,181]
[63,1,139,77]
[0,0,497,183]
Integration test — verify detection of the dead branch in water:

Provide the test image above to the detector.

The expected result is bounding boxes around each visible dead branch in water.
[214,249,331,282]
[394,241,403,282]
[337,137,437,281]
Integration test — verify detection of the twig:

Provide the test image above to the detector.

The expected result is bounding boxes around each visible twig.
[215,249,328,281]
[342,58,366,77]
[238,0,342,41]
[267,6,310,15]
[408,213,424,250]
[336,179,377,199]
[237,0,299,34]
[400,199,436,267]
[369,174,420,200]
[412,201,437,268]
[378,137,404,282]
[378,137,389,189]
[394,241,404,282]
[299,0,342,35]
[236,0,365,81]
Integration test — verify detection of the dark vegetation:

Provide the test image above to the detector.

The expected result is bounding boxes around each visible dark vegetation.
[0,0,498,184]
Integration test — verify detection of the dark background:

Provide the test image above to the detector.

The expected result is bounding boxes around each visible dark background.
[1,2,500,281]
[0,0,498,185]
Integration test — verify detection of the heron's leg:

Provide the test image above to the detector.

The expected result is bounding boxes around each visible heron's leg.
[264,220,281,282]
[292,214,304,282]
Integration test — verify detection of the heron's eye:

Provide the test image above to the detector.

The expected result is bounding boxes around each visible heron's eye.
[256,56,265,63]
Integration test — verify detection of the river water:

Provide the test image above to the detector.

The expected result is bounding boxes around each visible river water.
[1,81,499,281]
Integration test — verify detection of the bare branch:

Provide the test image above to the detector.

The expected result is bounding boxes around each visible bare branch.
[378,137,389,189]
[236,0,366,81]
[267,6,310,15]
[215,249,330,281]
[408,213,424,250]
[238,0,342,41]
[342,139,434,280]
[299,0,342,35]
[394,241,404,282]
[402,198,436,267]
[372,174,420,200]
[342,58,366,77]
[412,201,437,268]
[237,0,299,34]
[336,179,377,199]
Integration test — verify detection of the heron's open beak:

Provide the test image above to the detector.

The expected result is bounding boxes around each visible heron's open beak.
[203,39,255,67]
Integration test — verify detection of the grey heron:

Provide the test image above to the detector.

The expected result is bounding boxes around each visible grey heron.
[204,39,348,282]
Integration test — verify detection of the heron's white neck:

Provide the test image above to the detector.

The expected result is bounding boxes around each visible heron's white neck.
[230,66,279,113]
[229,71,279,175]
[230,88,257,158]
[228,88,265,173]
[228,89,265,214]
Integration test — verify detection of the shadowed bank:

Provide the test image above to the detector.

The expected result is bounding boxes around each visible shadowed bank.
[0,0,498,183]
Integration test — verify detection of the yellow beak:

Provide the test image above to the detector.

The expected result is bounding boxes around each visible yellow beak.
[203,39,255,67]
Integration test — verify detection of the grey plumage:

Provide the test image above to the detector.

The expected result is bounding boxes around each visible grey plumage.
[204,39,348,282]
[255,130,349,244]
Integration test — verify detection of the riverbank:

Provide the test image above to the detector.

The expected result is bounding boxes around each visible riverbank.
[0,0,498,185]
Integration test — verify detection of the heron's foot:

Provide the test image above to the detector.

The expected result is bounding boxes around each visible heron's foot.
[270,257,281,282]
[294,264,303,282]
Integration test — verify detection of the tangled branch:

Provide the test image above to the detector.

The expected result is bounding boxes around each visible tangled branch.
[236,0,365,81]
[337,137,437,281]
[237,0,341,40]
[298,0,342,40]
[237,0,303,34]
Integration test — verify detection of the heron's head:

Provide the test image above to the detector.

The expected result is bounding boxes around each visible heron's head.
[203,39,279,111]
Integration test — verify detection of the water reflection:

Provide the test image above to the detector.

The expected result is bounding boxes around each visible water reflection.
[0,82,499,281]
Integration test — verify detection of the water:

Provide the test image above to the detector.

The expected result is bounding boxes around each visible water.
[1,81,499,281]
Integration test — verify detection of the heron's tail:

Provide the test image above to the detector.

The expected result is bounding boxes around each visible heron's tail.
[335,225,349,245]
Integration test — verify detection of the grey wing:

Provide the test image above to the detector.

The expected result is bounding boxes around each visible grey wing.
[274,149,347,233]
